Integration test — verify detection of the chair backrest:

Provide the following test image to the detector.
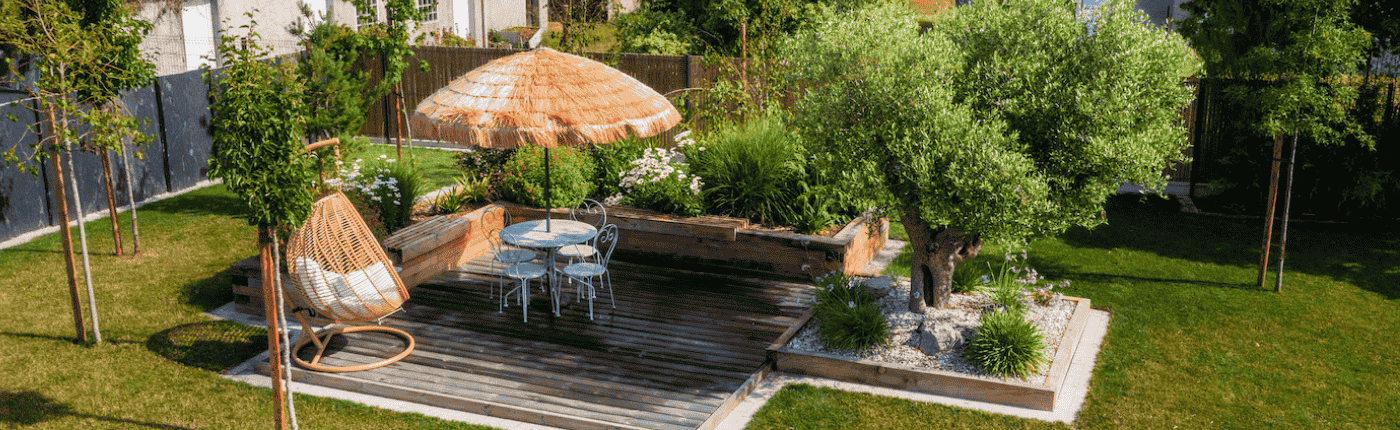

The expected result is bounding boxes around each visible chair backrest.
[571,199,607,229]
[594,224,620,267]
[487,228,507,255]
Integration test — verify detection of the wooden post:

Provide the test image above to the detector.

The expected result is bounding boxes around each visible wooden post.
[100,149,124,256]
[1274,134,1300,293]
[259,228,288,430]
[1257,133,1284,288]
[394,84,405,161]
[51,149,87,343]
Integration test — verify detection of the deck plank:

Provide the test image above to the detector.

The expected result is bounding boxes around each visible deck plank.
[262,253,814,430]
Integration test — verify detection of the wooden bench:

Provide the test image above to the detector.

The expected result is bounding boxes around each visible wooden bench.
[382,204,506,289]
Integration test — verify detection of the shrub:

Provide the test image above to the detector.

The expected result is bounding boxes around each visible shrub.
[590,135,652,199]
[810,271,888,350]
[334,155,426,233]
[603,132,704,216]
[455,147,513,192]
[951,264,983,294]
[965,310,1047,379]
[499,146,596,209]
[689,114,806,225]
[429,174,491,215]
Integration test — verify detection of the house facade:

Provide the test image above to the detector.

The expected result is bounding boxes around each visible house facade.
[135,0,545,76]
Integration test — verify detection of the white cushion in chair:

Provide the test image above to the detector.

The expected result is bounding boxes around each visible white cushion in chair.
[292,257,402,321]
[555,244,597,259]
[562,262,606,278]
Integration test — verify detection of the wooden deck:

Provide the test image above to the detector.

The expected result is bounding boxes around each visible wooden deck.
[255,254,815,430]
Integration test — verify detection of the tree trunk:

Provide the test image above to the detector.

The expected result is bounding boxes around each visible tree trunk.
[119,140,141,256]
[50,149,87,343]
[259,228,288,430]
[100,149,123,256]
[900,213,982,313]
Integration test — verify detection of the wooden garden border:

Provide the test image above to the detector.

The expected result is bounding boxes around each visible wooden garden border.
[764,296,1094,411]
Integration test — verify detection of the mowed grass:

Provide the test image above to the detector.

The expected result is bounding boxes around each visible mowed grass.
[759,195,1400,429]
[0,184,497,429]
[347,143,464,190]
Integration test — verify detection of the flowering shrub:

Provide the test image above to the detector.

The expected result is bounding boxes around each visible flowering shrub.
[329,155,425,234]
[810,271,889,350]
[499,146,596,209]
[603,131,704,216]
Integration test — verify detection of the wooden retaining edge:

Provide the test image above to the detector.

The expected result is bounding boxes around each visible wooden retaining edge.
[764,296,1093,412]
[253,362,650,430]
[697,362,773,430]
[1042,297,1093,402]
[505,202,745,241]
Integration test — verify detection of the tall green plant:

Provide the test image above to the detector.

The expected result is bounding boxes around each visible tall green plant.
[690,113,805,225]
[205,17,315,234]
[785,1,1200,312]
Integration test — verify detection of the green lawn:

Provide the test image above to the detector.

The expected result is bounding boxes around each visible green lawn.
[759,195,1400,429]
[347,143,464,190]
[0,184,495,429]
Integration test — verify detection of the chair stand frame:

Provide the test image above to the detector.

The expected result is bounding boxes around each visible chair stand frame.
[291,311,415,373]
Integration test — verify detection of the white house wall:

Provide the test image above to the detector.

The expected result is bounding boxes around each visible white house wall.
[133,4,190,76]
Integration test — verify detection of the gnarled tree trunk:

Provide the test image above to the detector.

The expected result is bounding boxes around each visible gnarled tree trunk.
[900,212,982,313]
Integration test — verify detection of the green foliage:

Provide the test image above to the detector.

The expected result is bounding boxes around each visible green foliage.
[499,146,597,208]
[690,114,806,225]
[455,147,514,181]
[338,156,426,233]
[784,0,1200,247]
[605,134,704,216]
[950,263,983,294]
[984,264,1028,317]
[810,271,889,350]
[0,0,154,173]
[965,310,1047,379]
[292,22,373,143]
[1180,0,1374,146]
[589,135,652,199]
[205,18,314,235]
[614,3,697,55]
[430,174,491,215]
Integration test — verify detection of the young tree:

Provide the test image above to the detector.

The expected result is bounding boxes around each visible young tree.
[785,0,1200,312]
[2,0,155,343]
[348,0,426,160]
[1178,0,1374,290]
[205,16,314,430]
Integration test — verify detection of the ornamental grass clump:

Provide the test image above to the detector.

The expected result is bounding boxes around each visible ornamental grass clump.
[500,146,596,209]
[688,114,806,225]
[603,131,705,216]
[810,271,889,350]
[965,309,1048,379]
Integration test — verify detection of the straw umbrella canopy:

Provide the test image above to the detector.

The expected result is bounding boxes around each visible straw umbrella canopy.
[411,47,682,229]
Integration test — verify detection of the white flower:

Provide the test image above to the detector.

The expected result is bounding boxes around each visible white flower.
[847,301,855,308]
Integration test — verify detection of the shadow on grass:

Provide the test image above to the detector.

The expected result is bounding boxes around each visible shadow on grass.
[146,320,266,373]
[179,266,240,312]
[1057,194,1400,299]
[0,390,194,429]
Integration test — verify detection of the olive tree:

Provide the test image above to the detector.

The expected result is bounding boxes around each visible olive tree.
[785,0,1200,312]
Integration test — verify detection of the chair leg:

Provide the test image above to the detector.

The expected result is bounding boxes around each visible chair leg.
[605,271,615,308]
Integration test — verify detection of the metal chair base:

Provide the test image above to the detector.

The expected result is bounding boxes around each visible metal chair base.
[291,312,415,373]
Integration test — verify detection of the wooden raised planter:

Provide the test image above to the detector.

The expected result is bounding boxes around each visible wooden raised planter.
[765,297,1094,411]
[503,202,889,281]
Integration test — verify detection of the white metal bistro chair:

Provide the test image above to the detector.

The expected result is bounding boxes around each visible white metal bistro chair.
[555,199,606,264]
[486,211,538,300]
[495,229,548,322]
[560,224,618,320]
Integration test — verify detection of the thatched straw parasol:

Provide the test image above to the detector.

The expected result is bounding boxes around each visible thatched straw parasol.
[411,47,681,229]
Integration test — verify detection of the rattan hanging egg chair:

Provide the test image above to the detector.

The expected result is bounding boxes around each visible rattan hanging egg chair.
[283,191,415,373]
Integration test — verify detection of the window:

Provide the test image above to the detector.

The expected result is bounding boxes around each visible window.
[417,0,437,22]
[358,0,380,26]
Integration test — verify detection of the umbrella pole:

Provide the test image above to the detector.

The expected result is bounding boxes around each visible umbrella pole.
[545,147,551,232]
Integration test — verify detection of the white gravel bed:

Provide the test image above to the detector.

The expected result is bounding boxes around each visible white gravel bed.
[785,276,1076,384]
